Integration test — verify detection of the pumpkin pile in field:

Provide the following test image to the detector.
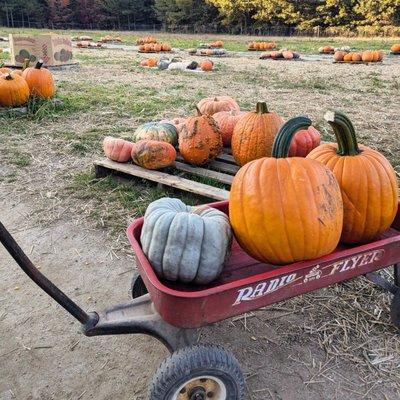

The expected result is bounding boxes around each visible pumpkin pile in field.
[138,42,172,53]
[391,43,400,53]
[0,60,56,107]
[209,40,224,48]
[334,50,383,63]
[140,57,214,72]
[248,41,276,50]
[260,49,300,60]
[99,35,122,43]
[137,36,157,45]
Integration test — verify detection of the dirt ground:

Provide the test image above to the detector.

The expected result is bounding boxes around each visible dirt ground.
[1,32,400,399]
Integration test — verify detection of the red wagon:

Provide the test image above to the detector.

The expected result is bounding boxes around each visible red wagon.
[2,200,400,400]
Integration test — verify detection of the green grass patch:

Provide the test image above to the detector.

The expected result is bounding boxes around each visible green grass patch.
[6,147,31,167]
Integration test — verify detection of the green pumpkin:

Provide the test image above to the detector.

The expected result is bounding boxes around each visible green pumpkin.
[133,122,178,146]
[157,60,170,70]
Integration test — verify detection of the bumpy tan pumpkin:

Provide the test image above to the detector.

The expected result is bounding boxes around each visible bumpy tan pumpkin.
[103,136,134,162]
[141,198,232,284]
[179,108,222,165]
[131,140,176,170]
[231,102,284,166]
[197,96,240,115]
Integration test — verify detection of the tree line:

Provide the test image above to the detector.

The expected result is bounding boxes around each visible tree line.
[1,1,399,36]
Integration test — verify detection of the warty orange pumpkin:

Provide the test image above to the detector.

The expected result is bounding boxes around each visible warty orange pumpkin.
[0,73,30,107]
[307,111,398,244]
[131,140,176,170]
[178,107,222,165]
[212,109,247,147]
[231,101,284,166]
[229,116,343,265]
[22,60,55,99]
[196,95,240,115]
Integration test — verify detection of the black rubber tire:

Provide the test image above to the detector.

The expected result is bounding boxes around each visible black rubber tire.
[130,272,148,299]
[149,344,245,400]
[390,290,400,329]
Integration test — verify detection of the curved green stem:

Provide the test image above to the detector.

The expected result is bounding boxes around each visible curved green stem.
[22,58,30,71]
[195,106,202,116]
[324,110,360,156]
[255,101,269,114]
[272,116,312,158]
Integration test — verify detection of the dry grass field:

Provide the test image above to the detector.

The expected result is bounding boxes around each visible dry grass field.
[1,29,400,400]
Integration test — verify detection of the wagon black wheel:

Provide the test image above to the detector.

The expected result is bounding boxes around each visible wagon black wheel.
[390,290,400,329]
[130,272,148,299]
[149,344,245,400]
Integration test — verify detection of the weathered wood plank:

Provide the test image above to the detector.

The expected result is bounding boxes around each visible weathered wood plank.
[174,161,233,185]
[215,153,236,164]
[209,160,240,174]
[94,159,229,201]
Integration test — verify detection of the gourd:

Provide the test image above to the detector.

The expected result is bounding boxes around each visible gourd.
[131,140,176,170]
[147,58,157,67]
[103,136,133,162]
[0,73,30,107]
[212,109,247,147]
[186,61,198,70]
[196,96,240,116]
[229,117,343,265]
[179,108,222,165]
[141,198,232,284]
[22,60,55,99]
[288,126,321,157]
[133,122,178,147]
[362,51,373,62]
[282,50,294,59]
[307,111,398,244]
[231,101,283,166]
[352,52,362,62]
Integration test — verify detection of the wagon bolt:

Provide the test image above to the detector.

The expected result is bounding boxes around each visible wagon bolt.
[189,386,206,400]
[207,391,214,398]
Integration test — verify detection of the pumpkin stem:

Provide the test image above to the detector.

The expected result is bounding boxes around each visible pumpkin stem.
[4,73,13,81]
[255,102,269,114]
[22,58,30,71]
[195,106,202,116]
[272,116,312,158]
[35,60,44,69]
[324,110,360,156]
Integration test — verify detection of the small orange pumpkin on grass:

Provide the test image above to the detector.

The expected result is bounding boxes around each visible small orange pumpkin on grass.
[22,60,55,99]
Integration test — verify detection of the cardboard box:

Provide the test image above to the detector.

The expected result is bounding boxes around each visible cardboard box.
[9,34,73,66]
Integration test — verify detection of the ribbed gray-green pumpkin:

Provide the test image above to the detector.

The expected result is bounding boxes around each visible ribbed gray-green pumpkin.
[140,198,232,284]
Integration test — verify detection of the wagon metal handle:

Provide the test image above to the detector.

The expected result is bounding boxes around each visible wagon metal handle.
[0,220,98,327]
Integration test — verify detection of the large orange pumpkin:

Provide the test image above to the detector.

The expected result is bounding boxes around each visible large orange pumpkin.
[231,101,284,166]
[288,126,321,157]
[131,140,176,170]
[307,111,398,244]
[0,73,30,107]
[178,108,222,165]
[196,96,240,115]
[22,60,55,98]
[230,117,343,265]
[212,109,247,147]
[103,136,134,162]
[200,59,213,72]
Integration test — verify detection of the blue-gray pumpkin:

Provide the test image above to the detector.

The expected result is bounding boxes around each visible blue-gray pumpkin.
[133,122,178,146]
[140,198,232,284]
[157,60,170,70]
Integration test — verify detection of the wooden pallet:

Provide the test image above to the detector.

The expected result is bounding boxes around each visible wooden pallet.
[94,150,238,201]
